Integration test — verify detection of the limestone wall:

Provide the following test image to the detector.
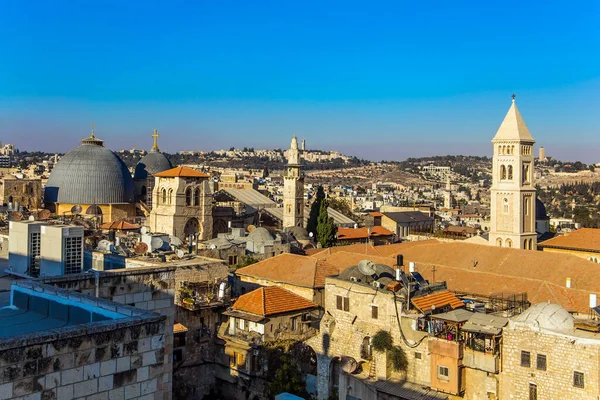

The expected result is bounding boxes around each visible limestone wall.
[501,323,600,400]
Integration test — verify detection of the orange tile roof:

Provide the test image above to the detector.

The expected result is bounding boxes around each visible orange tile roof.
[370,212,384,217]
[236,253,337,288]
[411,291,464,312]
[538,228,600,252]
[99,220,141,230]
[305,240,439,258]
[232,286,317,316]
[153,166,210,178]
[337,226,393,240]
[174,322,188,334]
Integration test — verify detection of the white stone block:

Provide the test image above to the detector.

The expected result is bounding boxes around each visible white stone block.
[136,367,149,382]
[57,384,74,400]
[140,378,157,395]
[151,335,165,350]
[61,367,84,385]
[84,362,101,379]
[99,375,114,392]
[74,378,98,398]
[0,383,12,400]
[108,387,125,400]
[116,357,131,373]
[142,351,157,366]
[124,383,140,399]
[100,360,117,376]
[45,372,61,389]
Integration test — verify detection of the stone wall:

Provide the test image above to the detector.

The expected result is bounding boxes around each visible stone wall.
[0,281,167,400]
[501,323,600,400]
[0,178,42,209]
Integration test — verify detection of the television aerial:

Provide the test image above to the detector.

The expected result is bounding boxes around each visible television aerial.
[357,260,376,276]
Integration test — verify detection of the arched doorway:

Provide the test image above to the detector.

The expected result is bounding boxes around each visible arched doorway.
[360,337,372,360]
[184,218,200,237]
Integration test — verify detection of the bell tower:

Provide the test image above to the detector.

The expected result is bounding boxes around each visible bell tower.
[283,135,304,228]
[489,95,537,250]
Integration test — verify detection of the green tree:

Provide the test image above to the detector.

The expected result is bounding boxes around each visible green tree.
[317,202,337,248]
[268,353,306,398]
[307,186,326,236]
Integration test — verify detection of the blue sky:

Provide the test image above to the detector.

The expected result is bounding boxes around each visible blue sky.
[1,1,599,162]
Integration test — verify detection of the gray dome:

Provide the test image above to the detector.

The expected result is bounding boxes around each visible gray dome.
[287,226,310,240]
[134,150,173,179]
[45,135,135,204]
[514,302,574,331]
[536,198,549,220]
[247,227,273,243]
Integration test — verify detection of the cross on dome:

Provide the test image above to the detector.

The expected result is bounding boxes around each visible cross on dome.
[152,129,160,151]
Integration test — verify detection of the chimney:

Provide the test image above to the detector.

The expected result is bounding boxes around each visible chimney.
[590,294,597,308]
[566,277,571,288]
[396,254,404,267]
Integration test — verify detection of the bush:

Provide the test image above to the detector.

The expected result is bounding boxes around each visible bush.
[371,330,393,352]
[388,345,408,371]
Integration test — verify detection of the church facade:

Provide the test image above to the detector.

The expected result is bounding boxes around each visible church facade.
[149,166,213,241]
[282,135,304,228]
[489,96,537,250]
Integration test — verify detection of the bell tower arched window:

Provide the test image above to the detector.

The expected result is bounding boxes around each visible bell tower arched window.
[185,188,192,206]
[194,188,201,206]
[507,165,513,180]
[500,165,507,180]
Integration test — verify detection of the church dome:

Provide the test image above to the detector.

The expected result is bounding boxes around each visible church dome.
[44,134,135,205]
[536,198,549,220]
[514,302,574,332]
[247,227,274,244]
[134,150,173,179]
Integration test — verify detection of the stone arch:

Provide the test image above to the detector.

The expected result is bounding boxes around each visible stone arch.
[507,165,513,180]
[161,188,167,204]
[506,239,512,248]
[213,219,228,235]
[194,187,201,206]
[185,187,192,206]
[500,165,507,180]
[496,238,503,247]
[360,337,372,360]
[498,145,502,155]
[184,217,200,237]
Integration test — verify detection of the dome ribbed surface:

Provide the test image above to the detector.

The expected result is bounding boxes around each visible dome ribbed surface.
[133,150,173,179]
[45,138,135,204]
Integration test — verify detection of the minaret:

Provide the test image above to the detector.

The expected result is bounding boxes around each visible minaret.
[283,135,304,228]
[489,95,537,250]
[444,176,453,209]
[301,139,306,151]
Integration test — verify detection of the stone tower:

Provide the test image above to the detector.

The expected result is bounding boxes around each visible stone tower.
[489,95,537,250]
[444,175,453,209]
[283,135,304,228]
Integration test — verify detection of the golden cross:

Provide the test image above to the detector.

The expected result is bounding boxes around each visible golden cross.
[152,129,160,150]
[91,122,95,138]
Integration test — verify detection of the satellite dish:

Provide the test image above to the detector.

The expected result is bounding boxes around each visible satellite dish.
[247,225,256,233]
[357,260,376,276]
[134,242,148,255]
[151,237,164,250]
[96,239,111,252]
[140,226,148,235]
[340,356,359,374]
[170,236,183,246]
[176,249,185,258]
[210,244,217,250]
[309,232,314,238]
[71,205,82,215]
[28,215,35,221]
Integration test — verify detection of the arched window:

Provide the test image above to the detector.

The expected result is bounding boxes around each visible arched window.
[506,239,512,248]
[194,188,201,206]
[185,187,192,206]
[511,145,515,154]
[168,189,173,205]
[161,189,167,204]
[507,165,513,180]
[498,145,502,155]
[497,238,503,247]
[501,165,507,180]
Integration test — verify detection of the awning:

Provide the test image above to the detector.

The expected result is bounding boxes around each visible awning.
[430,308,474,323]
[461,313,508,336]
[174,322,188,334]
[411,291,464,312]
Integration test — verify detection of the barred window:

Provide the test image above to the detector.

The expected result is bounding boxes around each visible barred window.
[415,352,422,360]
[520,351,531,367]
[437,366,449,380]
[536,354,546,371]
[574,371,584,388]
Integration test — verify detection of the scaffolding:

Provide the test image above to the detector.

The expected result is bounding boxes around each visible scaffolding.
[453,291,530,317]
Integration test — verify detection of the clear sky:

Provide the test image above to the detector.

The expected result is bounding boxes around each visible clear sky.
[1,1,599,162]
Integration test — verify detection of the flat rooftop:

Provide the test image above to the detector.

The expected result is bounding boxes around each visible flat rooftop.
[0,280,160,342]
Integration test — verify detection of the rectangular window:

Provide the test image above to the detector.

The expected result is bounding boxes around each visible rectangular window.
[415,352,422,360]
[336,295,343,310]
[574,371,584,388]
[291,317,297,331]
[536,354,546,371]
[529,383,537,400]
[520,351,531,367]
[343,297,350,312]
[371,305,378,319]
[437,366,449,380]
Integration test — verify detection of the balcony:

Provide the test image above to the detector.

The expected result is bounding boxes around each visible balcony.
[177,281,231,311]
[428,337,463,359]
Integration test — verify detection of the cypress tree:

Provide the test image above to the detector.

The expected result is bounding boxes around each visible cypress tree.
[307,186,325,236]
[317,201,337,248]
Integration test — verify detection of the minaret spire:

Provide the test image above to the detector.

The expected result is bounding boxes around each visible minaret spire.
[152,129,160,152]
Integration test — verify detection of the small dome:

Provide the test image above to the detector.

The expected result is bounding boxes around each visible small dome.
[45,134,135,204]
[134,150,173,180]
[514,302,574,331]
[287,226,310,240]
[247,227,273,244]
[536,198,549,220]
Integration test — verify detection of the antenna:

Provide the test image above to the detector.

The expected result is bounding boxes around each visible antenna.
[357,260,376,276]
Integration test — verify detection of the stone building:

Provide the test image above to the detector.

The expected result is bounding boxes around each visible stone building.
[283,136,304,228]
[43,126,136,222]
[0,176,42,209]
[149,166,213,241]
[0,280,167,400]
[538,228,600,263]
[501,302,600,400]
[133,129,173,207]
[489,96,537,250]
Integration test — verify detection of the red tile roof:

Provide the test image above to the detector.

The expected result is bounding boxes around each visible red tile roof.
[232,286,317,316]
[337,226,393,240]
[173,322,188,334]
[98,220,141,230]
[538,228,600,252]
[154,166,210,178]
[411,291,464,312]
